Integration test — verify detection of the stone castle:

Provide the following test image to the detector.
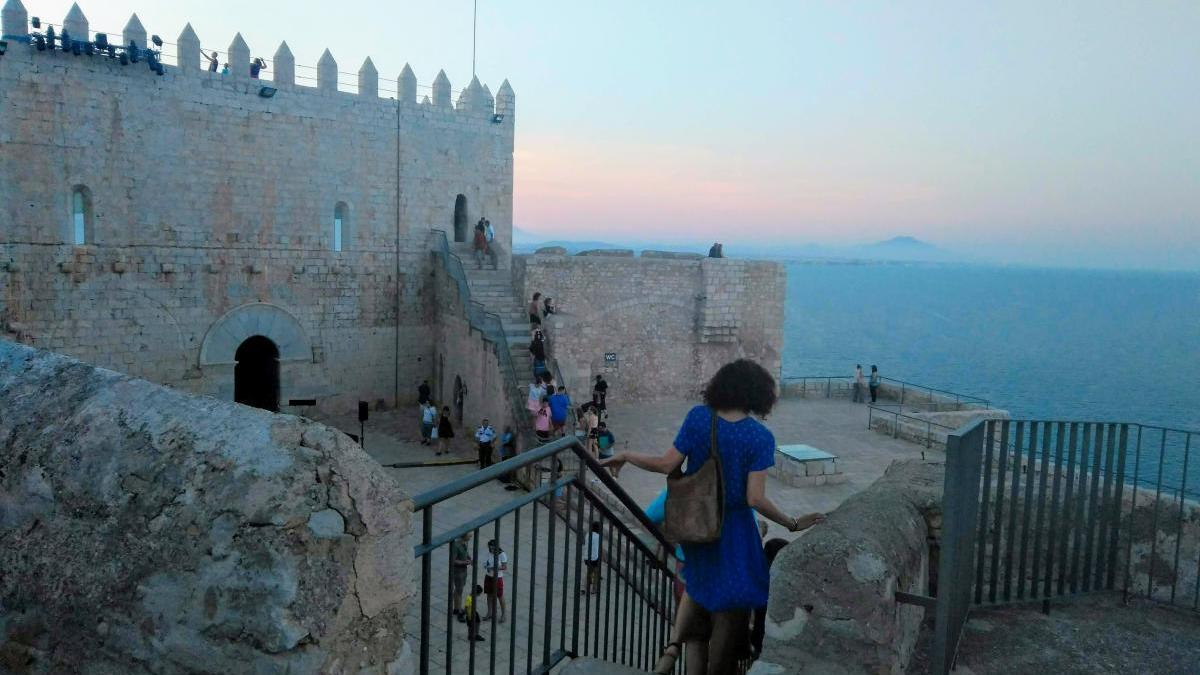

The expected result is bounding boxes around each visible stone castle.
[0,0,784,429]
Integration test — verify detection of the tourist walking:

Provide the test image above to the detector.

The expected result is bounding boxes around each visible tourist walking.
[592,374,609,415]
[869,365,881,403]
[596,422,617,475]
[580,401,600,454]
[418,379,431,405]
[419,400,437,446]
[472,220,489,269]
[482,540,508,623]
[464,585,484,641]
[527,377,547,415]
[436,405,454,456]
[451,532,472,622]
[529,330,548,378]
[528,292,542,326]
[602,359,825,675]
[534,397,552,443]
[853,364,865,403]
[584,521,602,594]
[548,387,571,438]
[475,418,497,469]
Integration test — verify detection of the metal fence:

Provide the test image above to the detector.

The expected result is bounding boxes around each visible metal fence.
[411,435,679,675]
[932,418,1200,672]
[931,420,986,674]
[782,374,990,411]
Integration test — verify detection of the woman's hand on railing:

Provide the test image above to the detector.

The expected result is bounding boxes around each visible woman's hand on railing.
[788,512,826,532]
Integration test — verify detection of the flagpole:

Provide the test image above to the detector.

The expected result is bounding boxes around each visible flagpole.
[472,0,478,77]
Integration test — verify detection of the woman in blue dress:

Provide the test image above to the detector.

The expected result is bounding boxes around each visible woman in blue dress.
[603,359,824,674]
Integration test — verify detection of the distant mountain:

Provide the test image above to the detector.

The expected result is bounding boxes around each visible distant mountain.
[511,228,627,254]
[865,236,938,253]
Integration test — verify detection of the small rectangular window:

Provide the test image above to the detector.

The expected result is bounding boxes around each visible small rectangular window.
[333,217,343,252]
[72,190,87,245]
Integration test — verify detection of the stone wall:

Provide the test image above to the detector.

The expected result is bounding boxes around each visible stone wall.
[512,251,786,400]
[754,460,942,675]
[0,340,415,674]
[0,22,513,413]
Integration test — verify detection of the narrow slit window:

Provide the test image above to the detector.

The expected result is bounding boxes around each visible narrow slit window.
[71,186,91,245]
[333,202,347,251]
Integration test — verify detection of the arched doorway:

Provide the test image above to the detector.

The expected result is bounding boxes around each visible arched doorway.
[235,335,280,412]
[453,194,468,242]
[453,375,466,423]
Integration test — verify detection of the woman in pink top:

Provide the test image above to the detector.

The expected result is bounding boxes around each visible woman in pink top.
[534,398,552,442]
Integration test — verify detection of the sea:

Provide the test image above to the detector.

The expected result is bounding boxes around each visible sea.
[781,261,1200,494]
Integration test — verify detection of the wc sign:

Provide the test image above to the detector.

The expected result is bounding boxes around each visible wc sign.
[603,352,618,369]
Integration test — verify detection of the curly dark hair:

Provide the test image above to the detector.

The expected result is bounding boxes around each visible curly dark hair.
[702,359,777,416]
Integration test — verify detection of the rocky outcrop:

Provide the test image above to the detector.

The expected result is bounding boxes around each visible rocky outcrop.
[0,341,414,674]
[753,460,943,675]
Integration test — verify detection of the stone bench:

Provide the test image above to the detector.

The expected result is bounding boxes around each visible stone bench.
[770,444,846,487]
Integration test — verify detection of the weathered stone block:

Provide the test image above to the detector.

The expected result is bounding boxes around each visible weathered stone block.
[0,342,415,673]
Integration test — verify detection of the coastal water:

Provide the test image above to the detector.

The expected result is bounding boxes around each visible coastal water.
[782,262,1200,493]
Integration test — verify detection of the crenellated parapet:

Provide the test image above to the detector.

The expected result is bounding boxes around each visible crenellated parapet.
[3,1,516,122]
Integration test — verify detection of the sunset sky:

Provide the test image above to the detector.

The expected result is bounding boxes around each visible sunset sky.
[21,1,1200,269]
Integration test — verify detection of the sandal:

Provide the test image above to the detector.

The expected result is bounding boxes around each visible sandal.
[653,641,681,675]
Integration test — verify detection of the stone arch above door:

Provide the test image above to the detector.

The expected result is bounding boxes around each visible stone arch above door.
[199,303,312,366]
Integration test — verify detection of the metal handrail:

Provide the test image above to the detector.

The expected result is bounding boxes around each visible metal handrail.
[411,433,679,674]
[783,373,991,410]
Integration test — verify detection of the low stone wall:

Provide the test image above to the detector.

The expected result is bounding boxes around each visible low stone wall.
[753,460,943,675]
[869,409,1010,451]
[0,341,415,674]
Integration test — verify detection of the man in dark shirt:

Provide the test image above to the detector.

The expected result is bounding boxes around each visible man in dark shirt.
[592,374,608,414]
[417,380,431,405]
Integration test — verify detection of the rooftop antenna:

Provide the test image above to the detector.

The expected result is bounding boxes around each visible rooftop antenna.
[472,0,477,77]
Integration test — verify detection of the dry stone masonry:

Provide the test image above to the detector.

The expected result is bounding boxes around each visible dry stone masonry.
[0,341,415,673]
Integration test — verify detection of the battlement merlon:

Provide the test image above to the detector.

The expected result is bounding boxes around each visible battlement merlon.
[2,1,515,121]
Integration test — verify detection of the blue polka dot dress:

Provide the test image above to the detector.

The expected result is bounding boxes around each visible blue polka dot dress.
[674,405,775,612]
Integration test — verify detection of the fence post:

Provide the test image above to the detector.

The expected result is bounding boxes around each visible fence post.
[419,507,432,675]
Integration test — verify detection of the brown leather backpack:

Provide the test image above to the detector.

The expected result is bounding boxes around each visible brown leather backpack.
[662,410,724,544]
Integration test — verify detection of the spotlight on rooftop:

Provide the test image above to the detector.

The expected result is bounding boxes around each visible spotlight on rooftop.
[258,86,277,99]
[0,40,7,57]
[151,35,162,48]
[31,17,41,29]
[94,33,108,50]
[491,114,505,124]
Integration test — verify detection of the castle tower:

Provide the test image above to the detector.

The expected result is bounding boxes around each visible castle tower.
[228,33,250,77]
[62,3,87,39]
[432,70,451,108]
[122,13,145,50]
[176,23,200,72]
[358,57,378,98]
[1,0,26,39]
[397,63,416,104]
[317,49,337,92]
[496,79,515,118]
[273,42,295,85]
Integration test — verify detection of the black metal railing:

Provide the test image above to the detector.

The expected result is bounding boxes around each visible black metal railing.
[411,435,679,675]
[782,374,991,411]
[931,418,1200,673]
[867,404,960,449]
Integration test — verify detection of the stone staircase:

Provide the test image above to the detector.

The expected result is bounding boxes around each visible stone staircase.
[462,267,535,395]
